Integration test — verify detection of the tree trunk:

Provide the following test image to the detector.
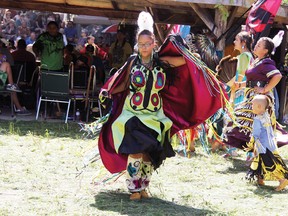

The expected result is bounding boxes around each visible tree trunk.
[215,6,228,52]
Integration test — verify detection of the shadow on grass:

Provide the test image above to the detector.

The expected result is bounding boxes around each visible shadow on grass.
[0,120,87,139]
[91,191,219,216]
[217,157,248,174]
[252,185,279,198]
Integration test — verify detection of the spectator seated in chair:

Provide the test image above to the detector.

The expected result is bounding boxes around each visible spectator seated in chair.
[63,44,77,71]
[75,54,91,71]
[0,54,31,115]
[85,44,105,85]
[11,39,36,84]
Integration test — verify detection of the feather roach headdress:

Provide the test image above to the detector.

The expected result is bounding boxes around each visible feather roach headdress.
[137,11,154,33]
[272,30,284,55]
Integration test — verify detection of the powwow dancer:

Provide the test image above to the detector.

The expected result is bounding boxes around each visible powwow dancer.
[223,31,254,158]
[223,36,288,154]
[230,31,254,107]
[246,95,288,191]
[96,11,228,200]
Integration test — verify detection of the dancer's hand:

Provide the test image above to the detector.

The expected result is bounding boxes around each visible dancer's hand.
[233,82,241,90]
[100,89,109,97]
[99,89,110,104]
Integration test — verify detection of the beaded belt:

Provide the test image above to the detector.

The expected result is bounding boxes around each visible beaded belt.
[246,80,267,88]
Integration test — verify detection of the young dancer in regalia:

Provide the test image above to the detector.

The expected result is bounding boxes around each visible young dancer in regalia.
[97,11,227,200]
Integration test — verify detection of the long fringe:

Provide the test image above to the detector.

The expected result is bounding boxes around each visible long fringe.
[169,35,234,120]
[79,113,110,138]
[198,123,211,155]
[92,171,126,185]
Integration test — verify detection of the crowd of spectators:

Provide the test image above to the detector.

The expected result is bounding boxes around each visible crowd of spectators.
[1,9,63,44]
[0,9,136,116]
[0,9,111,53]
[0,9,114,79]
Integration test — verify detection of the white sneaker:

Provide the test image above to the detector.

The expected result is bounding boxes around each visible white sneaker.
[15,107,31,116]
[6,84,22,92]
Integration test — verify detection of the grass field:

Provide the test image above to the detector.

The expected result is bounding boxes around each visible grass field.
[1,120,288,216]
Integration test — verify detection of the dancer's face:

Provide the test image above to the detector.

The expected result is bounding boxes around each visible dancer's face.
[138,35,155,59]
[234,35,244,51]
[87,37,95,44]
[253,39,268,59]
